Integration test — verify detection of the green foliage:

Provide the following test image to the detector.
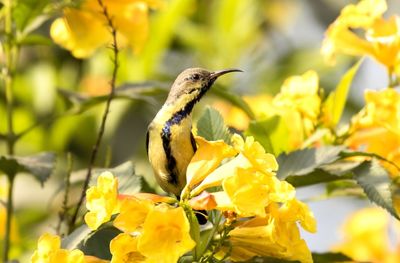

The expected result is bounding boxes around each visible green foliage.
[0,152,56,184]
[247,116,290,155]
[79,226,122,260]
[323,59,362,128]
[197,107,232,143]
[353,161,400,220]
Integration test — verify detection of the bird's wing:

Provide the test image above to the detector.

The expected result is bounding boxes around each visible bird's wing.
[190,132,197,152]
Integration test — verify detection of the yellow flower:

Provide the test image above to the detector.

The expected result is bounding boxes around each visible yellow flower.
[192,135,277,195]
[110,233,147,263]
[322,0,400,72]
[333,207,400,263]
[214,71,321,152]
[85,171,120,230]
[0,180,19,243]
[184,136,237,192]
[218,202,316,263]
[31,233,85,263]
[113,197,154,233]
[137,204,195,263]
[213,168,295,217]
[50,0,162,58]
[347,89,400,176]
[273,70,321,137]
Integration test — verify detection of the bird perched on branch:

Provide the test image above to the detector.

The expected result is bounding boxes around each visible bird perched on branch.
[146,68,242,196]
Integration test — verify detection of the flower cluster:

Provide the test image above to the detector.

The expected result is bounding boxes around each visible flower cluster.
[50,0,162,58]
[322,0,400,75]
[184,135,317,262]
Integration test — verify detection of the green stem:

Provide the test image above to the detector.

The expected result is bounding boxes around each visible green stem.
[68,0,119,232]
[3,175,15,263]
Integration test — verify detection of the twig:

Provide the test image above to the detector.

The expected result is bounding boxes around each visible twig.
[57,153,73,235]
[68,0,119,232]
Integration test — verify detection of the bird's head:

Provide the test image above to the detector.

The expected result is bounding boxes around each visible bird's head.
[166,67,242,105]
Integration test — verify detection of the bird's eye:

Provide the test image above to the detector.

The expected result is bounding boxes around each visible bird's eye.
[191,74,200,81]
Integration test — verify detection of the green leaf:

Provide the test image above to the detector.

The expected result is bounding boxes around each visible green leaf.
[0,152,56,184]
[324,59,362,128]
[197,107,232,143]
[246,116,290,155]
[13,0,48,31]
[312,252,352,263]
[58,82,168,114]
[15,152,56,185]
[186,209,201,260]
[210,86,255,120]
[276,146,345,180]
[61,224,92,250]
[285,168,352,188]
[79,226,122,260]
[353,160,400,220]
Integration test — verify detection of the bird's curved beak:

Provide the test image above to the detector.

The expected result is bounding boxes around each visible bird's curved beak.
[210,68,243,80]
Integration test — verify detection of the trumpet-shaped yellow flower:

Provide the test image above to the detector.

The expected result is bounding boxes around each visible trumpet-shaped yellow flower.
[113,197,154,233]
[322,0,400,72]
[334,207,400,263]
[218,202,316,263]
[138,204,195,263]
[85,172,120,230]
[185,136,237,191]
[347,89,400,176]
[110,233,147,263]
[192,135,278,195]
[31,233,85,263]
[216,168,295,217]
[50,0,162,58]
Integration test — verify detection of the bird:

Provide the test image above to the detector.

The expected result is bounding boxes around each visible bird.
[146,67,242,197]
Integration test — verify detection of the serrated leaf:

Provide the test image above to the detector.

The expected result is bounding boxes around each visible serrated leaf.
[353,160,400,220]
[61,224,92,250]
[276,146,345,180]
[0,152,56,184]
[79,226,122,260]
[285,168,352,187]
[197,107,232,143]
[324,59,362,128]
[210,86,255,120]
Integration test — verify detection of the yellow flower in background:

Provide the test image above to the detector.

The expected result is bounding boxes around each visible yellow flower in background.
[322,0,400,73]
[347,89,400,176]
[334,207,400,263]
[138,205,195,263]
[218,202,316,263]
[50,0,162,58]
[214,71,321,152]
[113,197,154,233]
[273,70,321,137]
[31,233,85,263]
[110,233,147,263]
[85,172,120,230]
[0,180,19,243]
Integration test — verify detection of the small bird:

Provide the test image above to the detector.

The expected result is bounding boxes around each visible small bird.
[146,68,242,196]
